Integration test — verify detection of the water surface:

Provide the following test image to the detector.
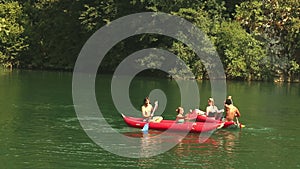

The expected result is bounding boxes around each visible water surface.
[0,70,299,168]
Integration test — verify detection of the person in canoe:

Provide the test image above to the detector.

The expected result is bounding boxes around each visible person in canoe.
[175,107,186,123]
[206,98,218,117]
[176,106,202,122]
[224,96,241,122]
[141,96,153,121]
[186,108,206,120]
[206,98,224,120]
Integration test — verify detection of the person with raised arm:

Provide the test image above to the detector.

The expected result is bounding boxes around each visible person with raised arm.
[224,96,241,122]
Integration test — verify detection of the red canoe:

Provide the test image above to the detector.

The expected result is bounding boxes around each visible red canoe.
[196,115,242,128]
[122,114,221,133]
[196,115,222,122]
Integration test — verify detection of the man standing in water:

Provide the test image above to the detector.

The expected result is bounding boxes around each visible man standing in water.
[224,96,241,122]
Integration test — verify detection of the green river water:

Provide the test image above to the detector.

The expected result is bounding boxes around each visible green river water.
[0,70,300,168]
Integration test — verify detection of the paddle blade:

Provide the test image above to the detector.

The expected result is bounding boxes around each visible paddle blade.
[141,123,149,132]
[217,122,225,129]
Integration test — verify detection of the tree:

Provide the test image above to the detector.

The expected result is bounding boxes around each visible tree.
[170,8,212,79]
[216,21,268,80]
[20,0,86,70]
[236,0,300,82]
[0,1,28,69]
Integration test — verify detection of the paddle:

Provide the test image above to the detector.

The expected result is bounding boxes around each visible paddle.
[217,122,225,129]
[235,116,241,128]
[141,101,158,132]
[236,117,245,128]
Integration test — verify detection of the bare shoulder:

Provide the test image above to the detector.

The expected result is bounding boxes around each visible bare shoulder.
[233,105,239,110]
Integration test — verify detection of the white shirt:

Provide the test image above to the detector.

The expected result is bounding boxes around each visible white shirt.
[206,105,218,117]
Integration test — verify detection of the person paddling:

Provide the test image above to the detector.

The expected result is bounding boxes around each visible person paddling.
[141,97,153,122]
[224,96,241,122]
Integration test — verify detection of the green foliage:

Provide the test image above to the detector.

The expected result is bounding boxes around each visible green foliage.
[236,0,300,81]
[20,0,85,70]
[0,0,298,81]
[172,8,211,34]
[216,21,268,80]
[79,0,116,32]
[0,1,28,68]
[170,8,212,79]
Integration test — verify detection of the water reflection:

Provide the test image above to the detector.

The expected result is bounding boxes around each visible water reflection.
[123,130,241,151]
[123,130,242,168]
[217,130,241,153]
[123,131,183,158]
[123,131,163,168]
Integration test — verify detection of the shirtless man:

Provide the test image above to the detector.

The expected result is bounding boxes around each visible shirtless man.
[224,98,241,122]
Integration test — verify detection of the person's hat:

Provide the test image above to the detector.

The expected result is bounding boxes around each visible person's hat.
[208,98,214,102]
